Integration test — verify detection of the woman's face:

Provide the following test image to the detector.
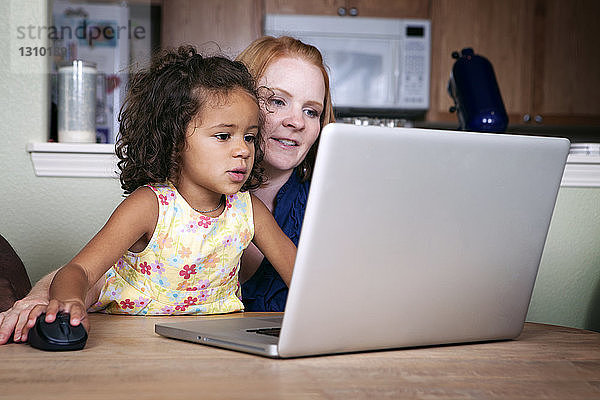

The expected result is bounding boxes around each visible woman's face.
[259,57,326,176]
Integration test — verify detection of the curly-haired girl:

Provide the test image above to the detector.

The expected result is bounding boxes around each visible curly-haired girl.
[25,45,296,332]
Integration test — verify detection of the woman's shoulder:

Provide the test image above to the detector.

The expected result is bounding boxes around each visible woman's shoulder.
[278,170,310,197]
[275,172,310,211]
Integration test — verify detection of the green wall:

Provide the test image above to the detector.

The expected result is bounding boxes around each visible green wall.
[527,188,600,331]
[1,0,123,285]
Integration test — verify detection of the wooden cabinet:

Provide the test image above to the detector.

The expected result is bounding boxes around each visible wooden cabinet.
[344,0,428,18]
[161,0,600,127]
[533,0,600,126]
[161,0,263,58]
[428,0,534,124]
[265,0,428,18]
[428,0,600,126]
[265,0,344,16]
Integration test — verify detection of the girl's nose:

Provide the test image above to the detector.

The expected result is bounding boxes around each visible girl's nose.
[232,138,251,158]
[282,107,305,131]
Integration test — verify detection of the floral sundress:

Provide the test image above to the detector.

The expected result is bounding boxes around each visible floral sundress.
[89,182,254,315]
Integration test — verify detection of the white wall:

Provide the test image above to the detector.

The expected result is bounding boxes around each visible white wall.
[2,0,600,331]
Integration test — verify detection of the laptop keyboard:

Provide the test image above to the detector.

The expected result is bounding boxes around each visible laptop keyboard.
[247,327,281,337]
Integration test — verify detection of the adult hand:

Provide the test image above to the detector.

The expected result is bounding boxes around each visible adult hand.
[0,296,48,344]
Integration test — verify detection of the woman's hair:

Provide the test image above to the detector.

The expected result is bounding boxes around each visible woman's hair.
[116,45,265,194]
[236,36,335,182]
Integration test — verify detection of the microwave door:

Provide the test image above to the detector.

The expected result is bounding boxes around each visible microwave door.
[295,35,397,109]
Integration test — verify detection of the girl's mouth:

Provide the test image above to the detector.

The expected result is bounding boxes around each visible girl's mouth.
[227,169,247,182]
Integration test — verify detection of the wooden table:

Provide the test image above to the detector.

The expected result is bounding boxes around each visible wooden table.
[2,313,600,399]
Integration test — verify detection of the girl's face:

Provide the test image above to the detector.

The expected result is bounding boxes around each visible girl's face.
[178,89,259,203]
[259,57,326,176]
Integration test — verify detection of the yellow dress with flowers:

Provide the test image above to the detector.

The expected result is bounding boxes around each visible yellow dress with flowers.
[88,182,254,315]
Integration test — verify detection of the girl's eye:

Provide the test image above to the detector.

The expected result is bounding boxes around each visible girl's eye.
[304,108,320,118]
[244,134,256,143]
[215,133,230,141]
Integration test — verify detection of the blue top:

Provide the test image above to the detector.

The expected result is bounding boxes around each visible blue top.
[241,170,310,311]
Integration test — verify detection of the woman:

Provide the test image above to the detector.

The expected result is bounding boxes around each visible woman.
[0,36,334,344]
[236,36,335,311]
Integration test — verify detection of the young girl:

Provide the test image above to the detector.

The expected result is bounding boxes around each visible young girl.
[27,46,296,331]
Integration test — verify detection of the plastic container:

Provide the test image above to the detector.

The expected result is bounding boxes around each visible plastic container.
[448,48,508,133]
[58,60,97,143]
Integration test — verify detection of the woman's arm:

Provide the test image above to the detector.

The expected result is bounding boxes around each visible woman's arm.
[0,270,106,344]
[239,243,264,283]
[26,186,158,332]
[250,194,296,287]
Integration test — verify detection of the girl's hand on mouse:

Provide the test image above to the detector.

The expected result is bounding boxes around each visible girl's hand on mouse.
[26,299,90,333]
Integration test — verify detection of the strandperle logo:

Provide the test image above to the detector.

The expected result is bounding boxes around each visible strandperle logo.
[16,19,146,41]
[15,19,146,57]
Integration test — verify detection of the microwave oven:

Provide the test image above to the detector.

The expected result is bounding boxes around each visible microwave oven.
[264,15,431,118]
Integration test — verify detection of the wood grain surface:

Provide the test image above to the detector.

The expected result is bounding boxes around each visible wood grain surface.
[2,313,600,399]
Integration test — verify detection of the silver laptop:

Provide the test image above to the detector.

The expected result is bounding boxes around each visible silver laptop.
[155,123,570,358]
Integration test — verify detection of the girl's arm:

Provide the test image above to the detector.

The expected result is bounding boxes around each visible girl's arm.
[29,187,158,330]
[250,194,296,287]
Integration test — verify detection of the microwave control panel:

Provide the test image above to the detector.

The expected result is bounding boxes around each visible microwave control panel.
[397,22,431,109]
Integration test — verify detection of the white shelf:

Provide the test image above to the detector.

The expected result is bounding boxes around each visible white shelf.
[27,142,119,178]
[26,142,600,187]
[561,153,600,187]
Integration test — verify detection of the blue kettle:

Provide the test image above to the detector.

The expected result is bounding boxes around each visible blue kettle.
[448,48,508,132]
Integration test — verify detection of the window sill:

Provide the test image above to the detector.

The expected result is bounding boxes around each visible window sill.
[27,142,600,187]
[27,142,118,178]
[561,153,600,187]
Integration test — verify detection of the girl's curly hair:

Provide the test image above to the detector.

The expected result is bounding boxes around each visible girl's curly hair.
[116,45,265,194]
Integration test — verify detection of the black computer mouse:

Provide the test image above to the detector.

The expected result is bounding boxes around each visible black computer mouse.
[28,312,87,351]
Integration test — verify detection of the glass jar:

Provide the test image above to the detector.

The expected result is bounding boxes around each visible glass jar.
[58,60,97,143]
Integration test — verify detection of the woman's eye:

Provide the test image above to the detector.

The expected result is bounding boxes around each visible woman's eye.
[304,108,320,118]
[244,134,256,143]
[215,133,230,141]
[269,98,285,107]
